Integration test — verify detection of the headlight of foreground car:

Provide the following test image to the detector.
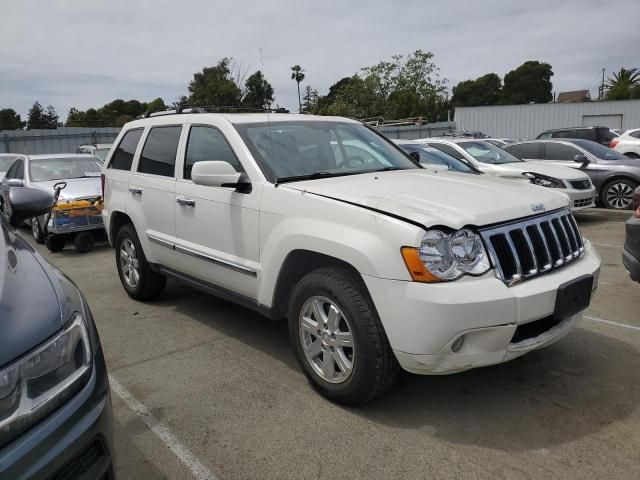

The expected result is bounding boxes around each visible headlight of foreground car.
[0,312,92,447]
[402,229,491,282]
[523,172,565,188]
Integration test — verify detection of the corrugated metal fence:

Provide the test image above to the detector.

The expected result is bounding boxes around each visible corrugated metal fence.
[0,127,121,154]
[377,121,456,140]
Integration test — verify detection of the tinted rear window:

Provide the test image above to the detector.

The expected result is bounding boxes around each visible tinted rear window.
[139,126,182,177]
[505,143,542,159]
[109,129,143,171]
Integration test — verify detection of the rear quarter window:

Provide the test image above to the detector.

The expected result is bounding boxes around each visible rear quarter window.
[109,129,143,171]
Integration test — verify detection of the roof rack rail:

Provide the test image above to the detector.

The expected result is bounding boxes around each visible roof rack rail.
[137,105,290,119]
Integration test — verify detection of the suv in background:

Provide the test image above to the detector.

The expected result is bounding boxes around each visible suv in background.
[505,139,640,209]
[102,111,600,405]
[536,126,616,146]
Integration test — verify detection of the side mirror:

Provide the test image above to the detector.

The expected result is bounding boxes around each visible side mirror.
[191,161,247,188]
[574,154,589,164]
[7,187,54,227]
[6,178,24,188]
[409,151,421,162]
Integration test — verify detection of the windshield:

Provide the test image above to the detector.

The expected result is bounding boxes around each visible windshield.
[94,148,110,162]
[29,157,102,182]
[457,141,523,164]
[400,145,476,173]
[235,121,418,182]
[570,140,628,160]
[0,156,19,171]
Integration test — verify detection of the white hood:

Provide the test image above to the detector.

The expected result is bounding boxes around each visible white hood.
[480,161,588,181]
[285,169,570,229]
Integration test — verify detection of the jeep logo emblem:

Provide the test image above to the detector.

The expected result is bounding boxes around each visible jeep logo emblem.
[531,203,545,212]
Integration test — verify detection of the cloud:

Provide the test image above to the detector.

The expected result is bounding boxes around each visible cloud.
[1,0,638,120]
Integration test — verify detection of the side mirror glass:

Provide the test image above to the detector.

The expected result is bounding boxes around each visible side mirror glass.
[7,187,54,227]
[573,154,589,164]
[191,161,248,189]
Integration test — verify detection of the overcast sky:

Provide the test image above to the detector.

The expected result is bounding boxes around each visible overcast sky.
[1,0,639,121]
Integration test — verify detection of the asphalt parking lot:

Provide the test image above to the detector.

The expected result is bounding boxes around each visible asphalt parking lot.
[22,209,640,480]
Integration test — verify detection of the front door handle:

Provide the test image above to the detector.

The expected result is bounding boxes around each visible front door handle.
[128,186,142,195]
[176,196,196,207]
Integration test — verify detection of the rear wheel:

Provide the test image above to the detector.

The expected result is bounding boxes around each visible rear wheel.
[601,179,637,209]
[115,224,166,300]
[288,268,399,405]
[45,235,66,252]
[73,231,95,253]
[31,217,44,244]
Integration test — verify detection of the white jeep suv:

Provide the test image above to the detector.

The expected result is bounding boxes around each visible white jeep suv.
[102,111,601,404]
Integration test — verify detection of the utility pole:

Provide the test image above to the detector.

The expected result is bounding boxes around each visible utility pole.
[598,68,605,100]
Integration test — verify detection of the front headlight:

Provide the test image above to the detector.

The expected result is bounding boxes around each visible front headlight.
[0,313,92,447]
[401,228,491,282]
[523,172,565,188]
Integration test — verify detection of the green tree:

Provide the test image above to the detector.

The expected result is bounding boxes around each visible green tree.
[604,68,640,101]
[452,73,502,106]
[27,101,57,129]
[301,85,318,112]
[146,97,167,114]
[188,58,242,107]
[0,108,25,130]
[290,65,305,112]
[65,108,85,126]
[242,71,274,109]
[500,61,553,104]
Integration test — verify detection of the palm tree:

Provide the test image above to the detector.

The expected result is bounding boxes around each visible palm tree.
[291,65,305,113]
[605,68,640,100]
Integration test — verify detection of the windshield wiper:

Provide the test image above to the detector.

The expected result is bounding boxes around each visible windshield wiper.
[278,171,358,183]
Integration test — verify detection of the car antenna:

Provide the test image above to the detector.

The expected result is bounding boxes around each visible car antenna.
[261,48,278,187]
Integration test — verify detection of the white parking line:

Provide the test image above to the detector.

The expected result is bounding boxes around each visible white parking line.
[108,375,218,480]
[584,315,640,332]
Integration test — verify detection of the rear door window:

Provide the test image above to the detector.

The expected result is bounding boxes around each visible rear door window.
[552,130,575,139]
[5,159,23,179]
[109,128,143,171]
[505,143,542,159]
[543,143,582,160]
[631,130,640,139]
[139,126,182,177]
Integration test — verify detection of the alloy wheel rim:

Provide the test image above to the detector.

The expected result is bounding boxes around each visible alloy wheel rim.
[299,296,355,384]
[606,183,633,209]
[119,238,140,288]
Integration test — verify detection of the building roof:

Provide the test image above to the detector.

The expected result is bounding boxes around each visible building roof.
[556,90,591,103]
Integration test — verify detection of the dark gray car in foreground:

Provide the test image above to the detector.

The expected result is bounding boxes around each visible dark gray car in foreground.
[0,186,114,479]
[623,187,640,282]
[505,139,640,209]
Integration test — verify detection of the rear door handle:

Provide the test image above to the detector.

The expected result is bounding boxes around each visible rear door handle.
[176,196,196,207]
[128,187,142,195]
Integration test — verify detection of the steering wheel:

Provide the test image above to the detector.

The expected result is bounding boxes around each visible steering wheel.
[340,156,366,169]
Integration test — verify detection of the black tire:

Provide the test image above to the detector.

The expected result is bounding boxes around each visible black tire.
[288,267,399,405]
[73,231,95,253]
[31,217,45,244]
[45,235,66,252]
[115,223,166,300]
[600,178,637,209]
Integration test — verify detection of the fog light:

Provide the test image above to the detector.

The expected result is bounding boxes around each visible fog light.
[451,335,465,353]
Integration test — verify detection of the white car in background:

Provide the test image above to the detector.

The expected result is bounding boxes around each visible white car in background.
[0,153,26,181]
[417,138,596,211]
[611,128,640,159]
[76,143,113,163]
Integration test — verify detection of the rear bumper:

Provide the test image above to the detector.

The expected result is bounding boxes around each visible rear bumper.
[0,346,115,480]
[622,248,640,282]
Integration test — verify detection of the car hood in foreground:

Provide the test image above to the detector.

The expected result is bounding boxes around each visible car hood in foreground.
[285,169,570,229]
[483,161,590,180]
[0,219,62,368]
[31,177,102,200]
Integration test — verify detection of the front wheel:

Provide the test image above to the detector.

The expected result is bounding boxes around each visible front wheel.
[115,224,166,300]
[288,268,399,405]
[601,179,637,209]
